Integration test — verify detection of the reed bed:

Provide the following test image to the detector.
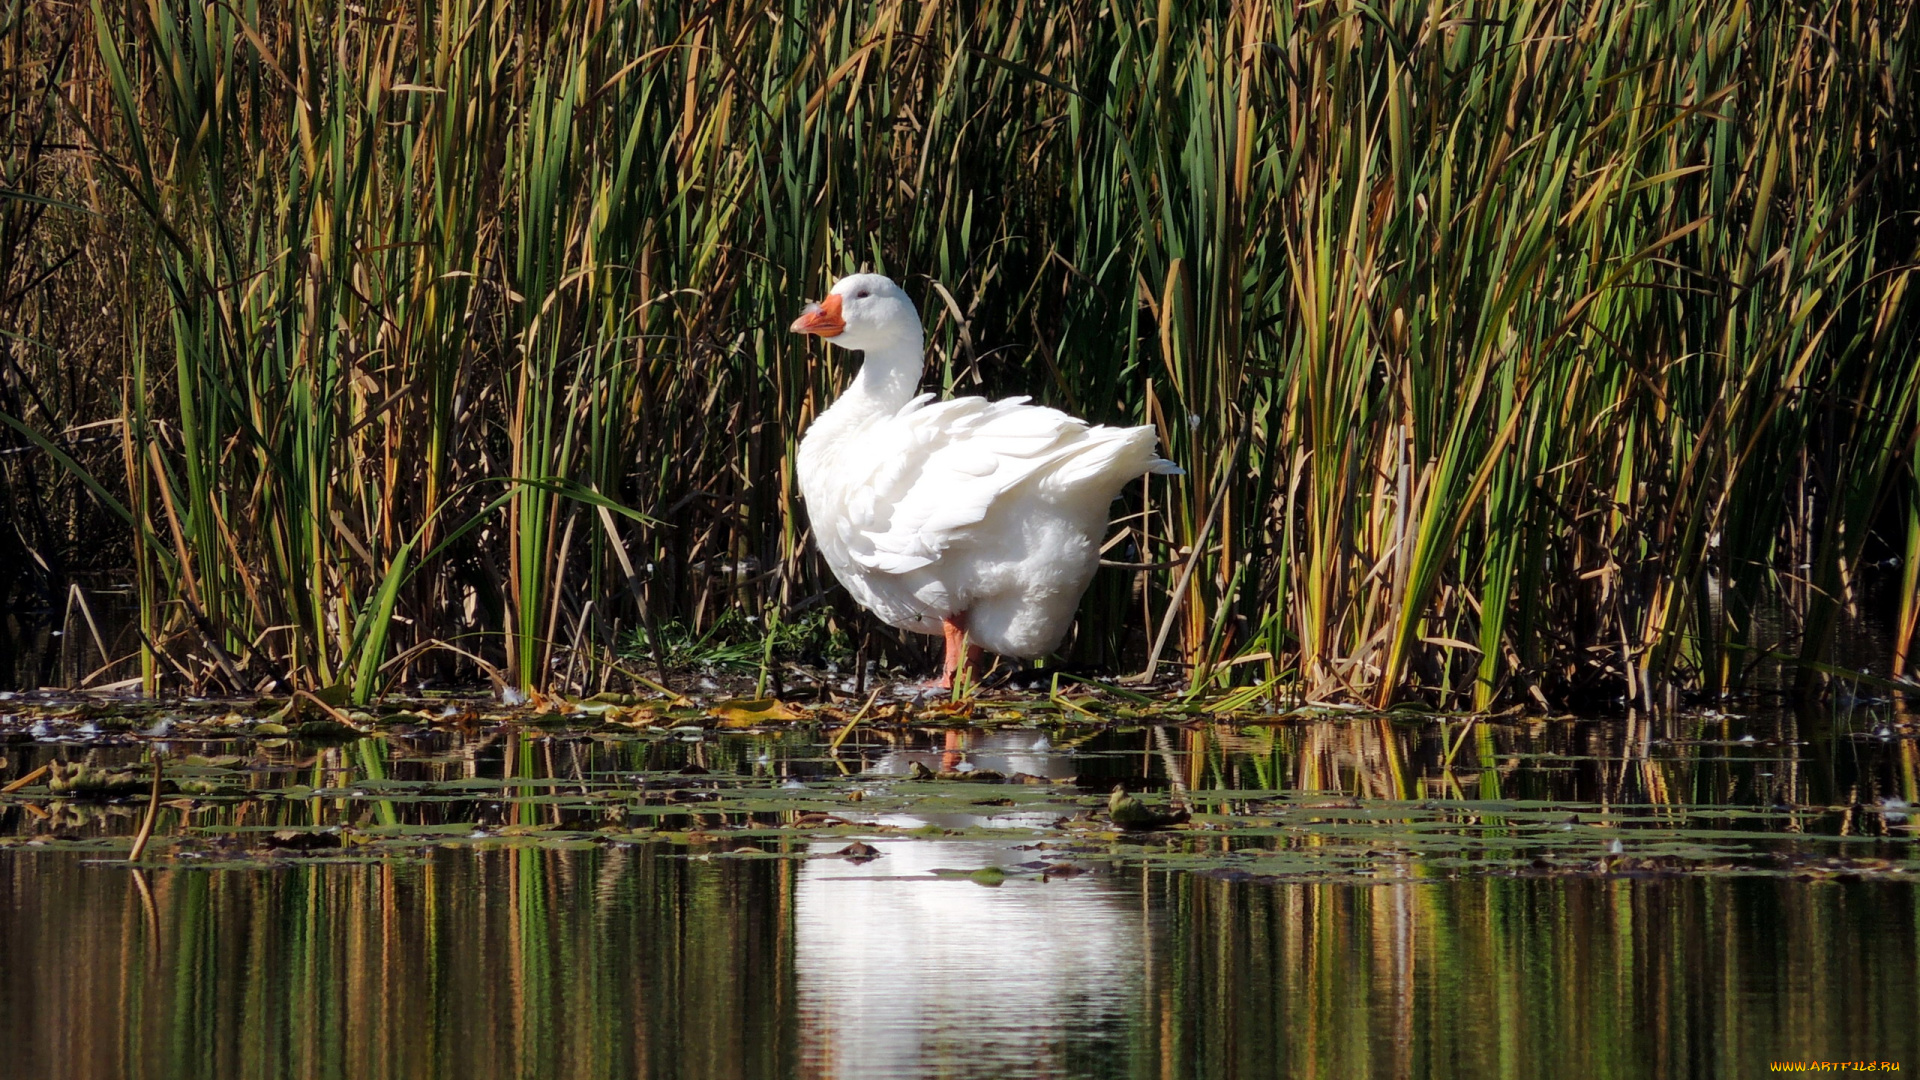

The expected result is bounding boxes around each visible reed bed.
[0,0,1915,706]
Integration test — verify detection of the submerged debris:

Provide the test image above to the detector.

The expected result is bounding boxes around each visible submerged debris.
[1107,786,1190,832]
[264,829,343,852]
[47,760,147,798]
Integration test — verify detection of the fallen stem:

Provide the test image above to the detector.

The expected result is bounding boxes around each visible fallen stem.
[830,687,885,752]
[2,763,51,794]
[127,759,163,863]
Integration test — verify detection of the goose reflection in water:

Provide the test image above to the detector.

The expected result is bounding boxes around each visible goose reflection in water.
[843,728,1083,831]
[795,729,1140,1077]
[795,835,1142,1079]
[857,727,1080,778]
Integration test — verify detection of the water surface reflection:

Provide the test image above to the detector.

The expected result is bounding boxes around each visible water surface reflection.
[3,845,1915,1079]
[2,849,797,1080]
[796,838,1141,1078]
[1,708,1916,1078]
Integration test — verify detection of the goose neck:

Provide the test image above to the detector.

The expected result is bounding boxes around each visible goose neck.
[844,334,924,409]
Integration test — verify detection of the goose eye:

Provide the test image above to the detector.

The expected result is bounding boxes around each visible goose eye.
[856,291,870,299]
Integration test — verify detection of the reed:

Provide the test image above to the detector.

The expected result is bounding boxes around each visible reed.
[0,0,1913,706]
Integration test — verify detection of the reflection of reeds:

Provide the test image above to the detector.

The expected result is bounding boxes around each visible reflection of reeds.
[0,2,1913,707]
[6,848,798,1078]
[9,805,1915,1078]
[1146,874,1920,1078]
[1188,714,1916,819]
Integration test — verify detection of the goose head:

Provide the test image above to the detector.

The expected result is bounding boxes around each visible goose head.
[790,273,921,354]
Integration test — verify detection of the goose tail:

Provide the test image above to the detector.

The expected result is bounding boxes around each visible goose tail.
[1042,423,1183,497]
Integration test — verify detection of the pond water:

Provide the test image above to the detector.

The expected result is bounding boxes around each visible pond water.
[1,703,1915,1078]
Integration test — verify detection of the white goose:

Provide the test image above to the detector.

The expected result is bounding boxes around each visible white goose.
[790,274,1181,687]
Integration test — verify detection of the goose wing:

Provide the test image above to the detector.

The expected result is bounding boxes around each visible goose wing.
[837,394,1086,575]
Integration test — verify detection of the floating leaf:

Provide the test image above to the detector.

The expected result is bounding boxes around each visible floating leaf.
[920,700,975,721]
[607,706,659,727]
[292,720,364,741]
[709,699,807,726]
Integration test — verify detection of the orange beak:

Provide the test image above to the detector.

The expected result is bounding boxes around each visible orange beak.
[789,293,845,337]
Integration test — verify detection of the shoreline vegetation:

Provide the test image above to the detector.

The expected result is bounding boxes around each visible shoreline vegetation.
[1,1,1916,710]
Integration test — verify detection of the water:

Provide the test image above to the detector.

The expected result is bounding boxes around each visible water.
[1,707,1916,1078]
